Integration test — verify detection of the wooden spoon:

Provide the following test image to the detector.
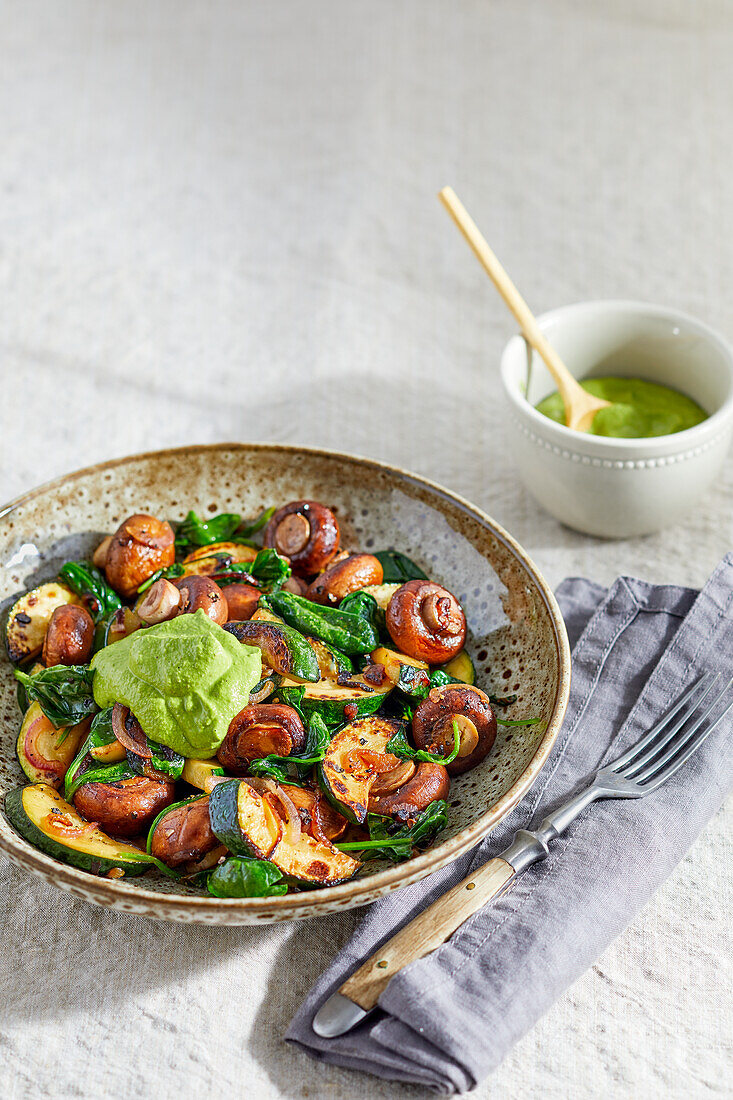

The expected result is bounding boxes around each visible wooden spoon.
[439,186,610,432]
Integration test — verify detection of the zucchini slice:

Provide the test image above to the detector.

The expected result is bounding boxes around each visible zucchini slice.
[5,582,79,664]
[15,704,91,788]
[269,830,360,887]
[89,738,127,764]
[181,757,225,791]
[255,610,353,679]
[440,649,475,685]
[307,638,353,680]
[181,542,258,577]
[208,779,282,859]
[224,620,320,683]
[318,715,404,824]
[371,646,430,694]
[5,783,156,876]
[279,676,393,723]
[16,661,44,713]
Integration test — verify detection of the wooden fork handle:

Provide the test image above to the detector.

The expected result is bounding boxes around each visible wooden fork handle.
[339,858,515,1011]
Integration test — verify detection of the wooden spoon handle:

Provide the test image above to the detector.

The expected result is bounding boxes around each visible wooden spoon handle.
[339,857,515,1011]
[438,186,581,412]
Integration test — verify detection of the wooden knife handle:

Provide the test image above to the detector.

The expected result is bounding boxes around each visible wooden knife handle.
[340,857,515,1010]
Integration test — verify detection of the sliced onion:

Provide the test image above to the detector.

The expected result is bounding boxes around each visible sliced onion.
[111,704,152,758]
[248,678,276,705]
[370,760,416,796]
[247,777,302,844]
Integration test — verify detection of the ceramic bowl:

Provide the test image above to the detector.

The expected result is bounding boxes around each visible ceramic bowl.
[501,300,733,537]
[0,444,570,924]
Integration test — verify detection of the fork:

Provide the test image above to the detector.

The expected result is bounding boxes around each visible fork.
[313,672,732,1038]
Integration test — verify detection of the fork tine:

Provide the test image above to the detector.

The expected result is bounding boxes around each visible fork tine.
[618,674,721,779]
[609,673,717,773]
[632,679,733,786]
[641,694,733,791]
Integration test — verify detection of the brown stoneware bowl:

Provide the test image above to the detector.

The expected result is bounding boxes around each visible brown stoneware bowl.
[0,444,570,924]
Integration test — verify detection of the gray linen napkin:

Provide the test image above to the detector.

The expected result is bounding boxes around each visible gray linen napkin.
[286,555,733,1092]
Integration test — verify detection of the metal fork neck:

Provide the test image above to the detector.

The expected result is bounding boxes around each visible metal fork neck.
[502,786,600,874]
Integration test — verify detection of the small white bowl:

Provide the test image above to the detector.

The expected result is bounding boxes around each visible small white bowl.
[500,300,733,537]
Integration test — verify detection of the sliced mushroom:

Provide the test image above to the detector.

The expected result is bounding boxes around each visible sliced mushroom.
[368,763,450,821]
[73,775,175,837]
[263,500,340,576]
[137,578,181,624]
[386,579,466,664]
[412,684,496,775]
[217,704,306,774]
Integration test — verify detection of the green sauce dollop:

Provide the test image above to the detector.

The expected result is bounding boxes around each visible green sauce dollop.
[535,377,708,438]
[90,610,261,758]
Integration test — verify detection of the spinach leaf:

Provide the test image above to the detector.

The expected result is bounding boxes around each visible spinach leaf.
[175,506,276,552]
[246,548,291,591]
[65,760,135,801]
[14,665,97,729]
[58,561,122,623]
[337,799,449,862]
[238,506,276,539]
[248,713,332,782]
[175,511,244,550]
[390,668,460,717]
[386,721,460,765]
[373,550,428,584]
[207,856,287,898]
[338,591,383,637]
[137,563,185,594]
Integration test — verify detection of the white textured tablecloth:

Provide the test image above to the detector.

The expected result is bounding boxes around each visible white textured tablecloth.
[0,2,730,1097]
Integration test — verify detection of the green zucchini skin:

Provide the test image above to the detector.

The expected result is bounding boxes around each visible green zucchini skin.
[279,681,390,724]
[263,592,378,655]
[207,779,244,853]
[5,785,154,876]
[224,620,320,682]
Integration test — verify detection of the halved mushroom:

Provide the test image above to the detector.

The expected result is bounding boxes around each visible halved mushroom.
[222,583,261,621]
[73,775,175,837]
[263,500,340,576]
[368,763,451,821]
[217,704,306,774]
[103,514,176,598]
[42,604,95,667]
[386,579,466,664]
[306,554,384,605]
[174,575,228,625]
[412,684,496,776]
[137,578,181,624]
[149,795,221,869]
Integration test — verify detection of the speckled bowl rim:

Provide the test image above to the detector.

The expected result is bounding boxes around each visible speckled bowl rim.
[0,443,571,921]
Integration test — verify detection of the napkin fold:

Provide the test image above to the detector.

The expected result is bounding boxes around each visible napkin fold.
[287,555,733,1093]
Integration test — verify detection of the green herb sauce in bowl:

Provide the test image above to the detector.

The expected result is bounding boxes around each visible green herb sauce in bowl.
[535,377,708,438]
